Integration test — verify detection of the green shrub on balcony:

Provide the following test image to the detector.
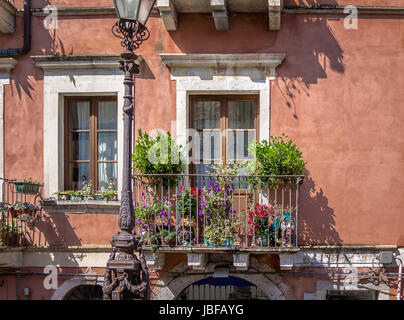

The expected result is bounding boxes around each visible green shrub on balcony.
[244,133,306,186]
[0,218,23,247]
[132,129,185,187]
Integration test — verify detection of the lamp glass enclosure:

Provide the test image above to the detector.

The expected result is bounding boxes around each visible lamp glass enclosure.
[113,0,156,25]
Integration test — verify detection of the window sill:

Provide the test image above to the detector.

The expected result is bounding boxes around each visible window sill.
[40,199,120,214]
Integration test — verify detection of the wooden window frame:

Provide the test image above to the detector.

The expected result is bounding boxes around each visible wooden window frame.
[189,95,259,173]
[64,96,117,191]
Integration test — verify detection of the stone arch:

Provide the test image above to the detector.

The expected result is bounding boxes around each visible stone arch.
[151,257,295,300]
[51,273,104,300]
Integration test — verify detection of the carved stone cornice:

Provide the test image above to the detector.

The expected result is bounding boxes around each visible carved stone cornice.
[31,55,124,72]
[160,53,285,69]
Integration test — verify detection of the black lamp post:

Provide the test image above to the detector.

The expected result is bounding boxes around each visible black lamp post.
[103,0,156,301]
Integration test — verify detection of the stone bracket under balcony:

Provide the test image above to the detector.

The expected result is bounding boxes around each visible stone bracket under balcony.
[145,252,166,270]
[0,0,16,34]
[233,253,250,270]
[187,253,208,270]
[156,0,283,31]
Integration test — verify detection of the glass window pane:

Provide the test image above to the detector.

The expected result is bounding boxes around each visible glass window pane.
[194,101,220,129]
[72,132,90,161]
[228,101,255,129]
[98,101,117,130]
[71,163,90,190]
[98,163,117,192]
[199,130,220,161]
[227,130,256,161]
[70,101,90,130]
[98,132,117,161]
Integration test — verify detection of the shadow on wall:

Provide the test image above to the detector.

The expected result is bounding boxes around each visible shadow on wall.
[33,212,82,246]
[165,10,344,119]
[10,0,76,99]
[299,171,342,245]
[275,16,344,119]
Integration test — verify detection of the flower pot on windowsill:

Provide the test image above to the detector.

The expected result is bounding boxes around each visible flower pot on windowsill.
[70,195,83,201]
[58,193,69,201]
[94,194,118,202]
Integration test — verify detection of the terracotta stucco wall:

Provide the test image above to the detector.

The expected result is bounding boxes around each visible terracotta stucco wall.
[1,11,404,246]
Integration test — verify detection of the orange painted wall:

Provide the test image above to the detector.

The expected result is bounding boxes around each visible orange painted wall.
[1,10,404,246]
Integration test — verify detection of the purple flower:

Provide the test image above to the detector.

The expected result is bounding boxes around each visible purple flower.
[138,218,142,223]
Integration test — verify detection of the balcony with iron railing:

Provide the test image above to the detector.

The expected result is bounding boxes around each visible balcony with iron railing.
[0,173,304,251]
[132,174,304,251]
[0,178,43,248]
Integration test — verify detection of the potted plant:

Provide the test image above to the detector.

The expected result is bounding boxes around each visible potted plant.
[13,178,41,195]
[204,219,235,247]
[273,205,296,247]
[96,188,118,202]
[68,190,83,201]
[55,191,69,200]
[81,180,94,200]
[148,227,177,251]
[163,231,177,246]
[175,186,200,220]
[1,219,23,247]
[247,203,276,247]
[9,201,23,218]
[199,163,241,248]
[54,190,80,201]
[132,129,185,189]
[244,134,306,186]
[135,195,172,241]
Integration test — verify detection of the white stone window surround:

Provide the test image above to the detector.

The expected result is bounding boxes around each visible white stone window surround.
[33,55,129,199]
[160,53,285,157]
[0,58,17,198]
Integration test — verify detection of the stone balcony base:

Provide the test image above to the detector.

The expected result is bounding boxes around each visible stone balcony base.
[0,245,400,270]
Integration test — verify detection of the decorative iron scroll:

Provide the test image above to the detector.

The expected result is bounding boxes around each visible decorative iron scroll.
[112,19,151,51]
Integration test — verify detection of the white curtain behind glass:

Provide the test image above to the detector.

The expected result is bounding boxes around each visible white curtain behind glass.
[193,101,220,176]
[98,101,117,191]
[71,101,89,130]
[227,101,255,162]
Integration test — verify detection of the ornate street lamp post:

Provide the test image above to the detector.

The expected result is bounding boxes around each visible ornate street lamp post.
[103,0,156,300]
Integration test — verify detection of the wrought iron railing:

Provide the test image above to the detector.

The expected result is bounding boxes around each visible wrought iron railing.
[132,174,304,249]
[0,178,43,247]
